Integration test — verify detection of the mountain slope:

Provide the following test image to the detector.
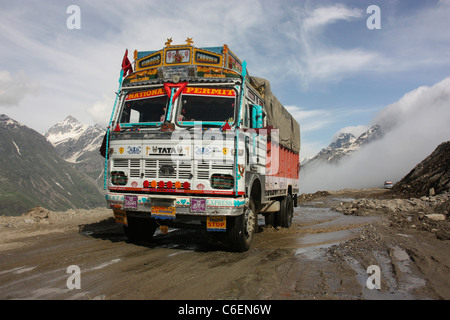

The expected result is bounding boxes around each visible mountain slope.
[0,114,105,216]
[44,116,106,187]
[303,124,383,167]
[392,141,450,198]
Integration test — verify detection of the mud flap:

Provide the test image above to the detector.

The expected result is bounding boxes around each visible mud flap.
[113,210,128,226]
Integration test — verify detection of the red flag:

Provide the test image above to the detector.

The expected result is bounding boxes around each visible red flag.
[221,120,231,131]
[122,49,133,76]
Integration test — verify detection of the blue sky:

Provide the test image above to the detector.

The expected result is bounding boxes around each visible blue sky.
[0,0,449,160]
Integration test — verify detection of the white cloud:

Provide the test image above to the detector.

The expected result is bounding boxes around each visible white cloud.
[300,77,450,193]
[285,105,334,132]
[283,3,384,87]
[0,70,40,107]
[86,95,116,127]
[0,0,448,146]
[284,1,450,88]
[304,49,381,82]
[302,4,364,32]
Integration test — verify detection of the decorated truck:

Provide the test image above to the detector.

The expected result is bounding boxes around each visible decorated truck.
[103,39,300,251]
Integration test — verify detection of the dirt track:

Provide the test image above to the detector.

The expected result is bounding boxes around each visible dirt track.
[0,188,449,300]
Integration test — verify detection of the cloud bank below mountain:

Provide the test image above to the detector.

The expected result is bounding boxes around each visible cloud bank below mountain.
[300,77,450,193]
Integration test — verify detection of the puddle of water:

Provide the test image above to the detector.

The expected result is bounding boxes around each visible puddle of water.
[332,197,355,203]
[295,242,341,260]
[293,207,341,225]
[390,246,426,293]
[255,203,379,251]
[288,204,379,261]
[295,205,378,232]
[392,247,410,262]
[299,229,355,246]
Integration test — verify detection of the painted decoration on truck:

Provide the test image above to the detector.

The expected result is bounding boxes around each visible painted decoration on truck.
[196,66,240,79]
[194,49,222,65]
[165,49,190,64]
[125,88,166,101]
[226,51,242,74]
[182,87,236,97]
[123,68,158,85]
[137,52,162,69]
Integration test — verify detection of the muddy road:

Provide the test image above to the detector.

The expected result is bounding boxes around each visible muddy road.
[0,189,449,300]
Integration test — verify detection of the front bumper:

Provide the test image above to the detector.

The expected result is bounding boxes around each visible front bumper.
[106,192,247,216]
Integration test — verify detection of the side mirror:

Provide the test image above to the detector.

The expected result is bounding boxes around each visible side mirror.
[251,104,263,129]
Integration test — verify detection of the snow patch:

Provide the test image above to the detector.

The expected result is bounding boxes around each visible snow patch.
[54,181,64,190]
[12,140,22,155]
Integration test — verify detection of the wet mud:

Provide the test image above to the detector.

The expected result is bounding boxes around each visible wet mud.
[0,189,448,299]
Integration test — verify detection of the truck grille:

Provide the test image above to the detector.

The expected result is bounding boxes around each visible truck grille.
[112,159,233,181]
[113,158,193,180]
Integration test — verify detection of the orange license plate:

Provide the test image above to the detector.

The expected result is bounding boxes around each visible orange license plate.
[151,206,176,219]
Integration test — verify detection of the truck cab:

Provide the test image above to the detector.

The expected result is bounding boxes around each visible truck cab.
[104,40,300,252]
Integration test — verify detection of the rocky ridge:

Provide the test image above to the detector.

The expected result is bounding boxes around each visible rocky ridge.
[302,124,383,166]
[392,141,450,198]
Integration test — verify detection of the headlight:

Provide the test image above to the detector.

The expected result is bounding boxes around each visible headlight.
[111,171,128,186]
[210,174,233,189]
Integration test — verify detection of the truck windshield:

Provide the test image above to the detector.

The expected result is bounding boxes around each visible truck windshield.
[177,87,236,125]
[119,89,168,126]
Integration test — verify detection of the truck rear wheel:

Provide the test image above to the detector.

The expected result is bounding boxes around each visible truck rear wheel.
[228,200,257,252]
[278,195,293,228]
[123,216,157,243]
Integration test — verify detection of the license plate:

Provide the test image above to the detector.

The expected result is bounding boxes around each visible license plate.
[207,216,226,232]
[190,198,206,213]
[124,195,138,209]
[151,206,176,219]
[113,210,128,226]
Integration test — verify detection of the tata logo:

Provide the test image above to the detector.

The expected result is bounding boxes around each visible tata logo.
[146,146,184,155]
[159,164,175,176]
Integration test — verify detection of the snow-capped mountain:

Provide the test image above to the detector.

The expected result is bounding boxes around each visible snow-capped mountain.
[302,124,383,167]
[0,114,104,216]
[44,116,106,187]
[44,115,89,147]
[44,116,104,161]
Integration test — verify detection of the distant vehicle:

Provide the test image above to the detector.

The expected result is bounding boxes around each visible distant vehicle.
[384,181,393,189]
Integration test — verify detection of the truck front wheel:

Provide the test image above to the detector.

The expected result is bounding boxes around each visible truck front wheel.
[228,200,257,252]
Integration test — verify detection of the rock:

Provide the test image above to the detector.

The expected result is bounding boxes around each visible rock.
[23,206,51,222]
[425,214,446,221]
[429,188,436,197]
